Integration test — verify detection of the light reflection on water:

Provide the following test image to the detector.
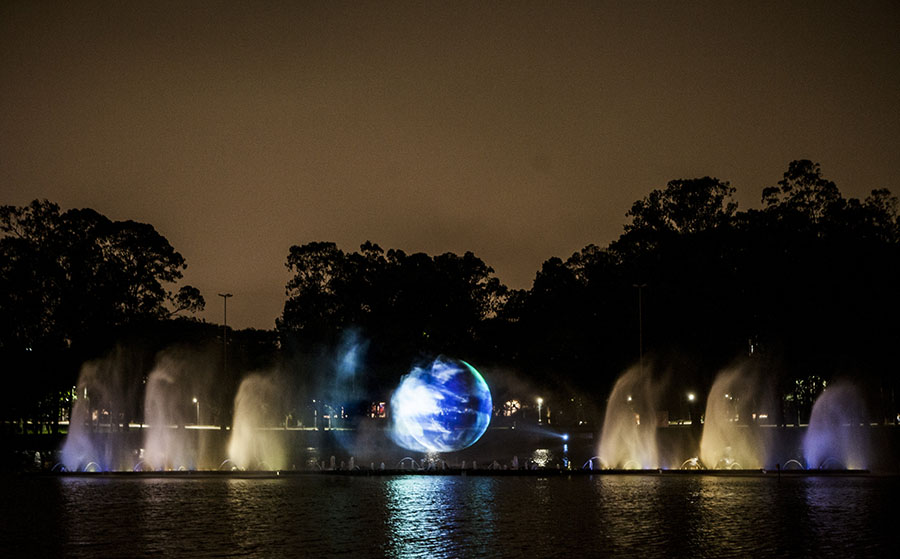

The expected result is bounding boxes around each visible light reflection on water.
[384,476,497,558]
[2,474,898,558]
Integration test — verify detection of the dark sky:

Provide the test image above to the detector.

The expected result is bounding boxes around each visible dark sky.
[2,1,898,330]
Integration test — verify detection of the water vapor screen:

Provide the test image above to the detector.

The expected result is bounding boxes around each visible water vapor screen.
[389,357,492,453]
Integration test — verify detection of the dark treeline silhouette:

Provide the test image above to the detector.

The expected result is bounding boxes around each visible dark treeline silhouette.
[0,202,276,432]
[2,160,899,431]
[276,160,899,423]
[277,241,507,402]
[0,201,196,431]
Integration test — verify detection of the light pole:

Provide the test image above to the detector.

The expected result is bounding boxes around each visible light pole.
[218,293,232,379]
[192,397,200,425]
[536,397,543,424]
[633,284,647,376]
[687,392,696,425]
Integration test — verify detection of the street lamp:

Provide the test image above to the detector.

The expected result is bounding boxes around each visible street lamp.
[192,397,200,425]
[687,392,696,426]
[633,283,647,376]
[536,397,544,424]
[218,293,233,381]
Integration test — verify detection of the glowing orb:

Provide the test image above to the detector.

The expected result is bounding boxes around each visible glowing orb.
[389,357,492,453]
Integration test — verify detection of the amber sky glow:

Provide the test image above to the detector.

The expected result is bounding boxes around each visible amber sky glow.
[2,1,898,329]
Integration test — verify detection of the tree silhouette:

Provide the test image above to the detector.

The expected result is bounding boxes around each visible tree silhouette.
[279,242,506,395]
[4,159,899,433]
[0,200,205,430]
[0,200,204,353]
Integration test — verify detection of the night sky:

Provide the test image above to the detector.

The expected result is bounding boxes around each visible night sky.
[2,1,898,329]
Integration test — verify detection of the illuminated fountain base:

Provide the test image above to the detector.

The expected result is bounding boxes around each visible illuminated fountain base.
[43,416,895,475]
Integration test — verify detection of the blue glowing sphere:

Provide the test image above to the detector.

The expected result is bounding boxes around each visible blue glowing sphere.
[389,357,492,453]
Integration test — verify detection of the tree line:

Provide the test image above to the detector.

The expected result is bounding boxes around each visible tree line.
[2,160,898,431]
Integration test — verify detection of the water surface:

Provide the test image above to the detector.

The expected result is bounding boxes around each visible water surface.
[3,474,898,558]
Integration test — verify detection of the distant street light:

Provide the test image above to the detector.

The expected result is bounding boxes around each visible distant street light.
[537,397,544,424]
[192,397,200,425]
[687,392,696,426]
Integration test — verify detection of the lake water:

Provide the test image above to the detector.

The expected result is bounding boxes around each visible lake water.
[3,474,899,558]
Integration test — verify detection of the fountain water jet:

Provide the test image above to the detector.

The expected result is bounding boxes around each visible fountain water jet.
[228,373,287,470]
[598,366,660,469]
[60,349,140,471]
[143,365,194,470]
[699,367,767,469]
[802,382,869,469]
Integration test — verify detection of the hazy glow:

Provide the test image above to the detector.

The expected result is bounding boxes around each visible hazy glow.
[598,365,660,469]
[228,374,287,470]
[699,368,765,469]
[144,366,194,470]
[803,383,869,469]
[389,357,492,453]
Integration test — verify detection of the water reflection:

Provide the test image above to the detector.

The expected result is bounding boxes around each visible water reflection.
[594,476,662,553]
[592,476,809,557]
[8,474,898,558]
[384,476,497,558]
[803,477,889,557]
[694,477,780,557]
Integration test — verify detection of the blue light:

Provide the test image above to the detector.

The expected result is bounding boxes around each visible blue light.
[389,357,492,453]
[562,433,569,441]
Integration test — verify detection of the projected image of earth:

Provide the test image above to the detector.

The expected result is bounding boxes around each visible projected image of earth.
[389,357,492,453]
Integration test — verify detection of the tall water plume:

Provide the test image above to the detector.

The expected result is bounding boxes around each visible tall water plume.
[803,382,869,469]
[700,367,766,469]
[598,365,660,469]
[228,373,287,470]
[61,347,142,471]
[321,330,376,456]
[330,330,368,406]
[143,355,194,470]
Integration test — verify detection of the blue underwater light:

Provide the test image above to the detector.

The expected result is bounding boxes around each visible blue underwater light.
[389,357,492,453]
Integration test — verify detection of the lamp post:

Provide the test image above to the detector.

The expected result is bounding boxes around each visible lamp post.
[218,293,232,379]
[687,392,696,426]
[633,283,647,376]
[192,397,200,425]
[536,397,544,424]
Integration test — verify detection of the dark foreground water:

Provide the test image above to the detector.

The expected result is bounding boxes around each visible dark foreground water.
[3,474,899,558]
